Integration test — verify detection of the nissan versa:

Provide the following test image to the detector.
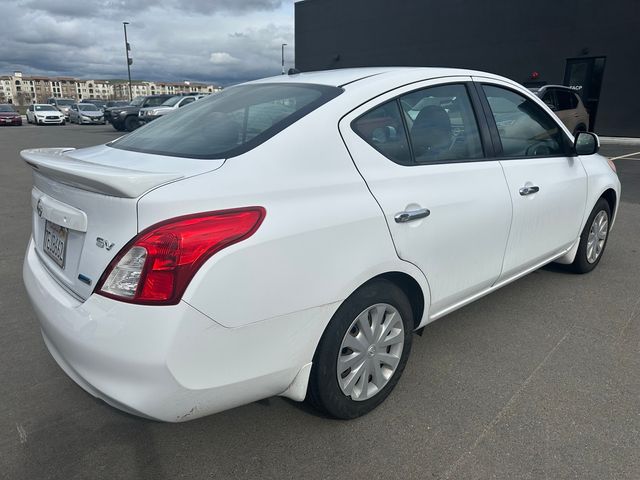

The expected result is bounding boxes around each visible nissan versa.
[22,68,620,421]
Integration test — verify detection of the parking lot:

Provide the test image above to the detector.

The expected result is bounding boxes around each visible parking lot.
[1,124,639,479]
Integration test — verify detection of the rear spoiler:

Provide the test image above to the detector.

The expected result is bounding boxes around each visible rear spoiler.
[21,148,184,198]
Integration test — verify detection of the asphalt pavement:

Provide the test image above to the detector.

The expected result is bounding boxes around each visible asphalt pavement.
[0,123,639,479]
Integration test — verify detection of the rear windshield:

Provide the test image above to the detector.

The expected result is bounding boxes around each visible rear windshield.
[109,83,342,159]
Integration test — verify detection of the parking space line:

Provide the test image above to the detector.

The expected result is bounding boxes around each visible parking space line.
[608,151,640,161]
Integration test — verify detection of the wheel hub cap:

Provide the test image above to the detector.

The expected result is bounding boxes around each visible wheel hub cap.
[336,303,405,401]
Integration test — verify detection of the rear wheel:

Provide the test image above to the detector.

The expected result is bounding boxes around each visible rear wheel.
[571,198,611,273]
[307,279,413,419]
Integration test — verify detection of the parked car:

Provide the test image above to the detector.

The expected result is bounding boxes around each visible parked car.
[68,103,106,125]
[21,67,620,422]
[47,98,75,119]
[105,94,174,131]
[102,100,130,124]
[0,104,22,126]
[138,95,202,123]
[80,99,107,111]
[533,85,589,135]
[26,104,65,125]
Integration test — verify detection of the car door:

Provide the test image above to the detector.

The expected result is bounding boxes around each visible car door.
[340,78,512,318]
[475,79,588,280]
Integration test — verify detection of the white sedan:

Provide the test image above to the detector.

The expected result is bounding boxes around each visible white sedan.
[22,67,620,421]
[26,104,65,125]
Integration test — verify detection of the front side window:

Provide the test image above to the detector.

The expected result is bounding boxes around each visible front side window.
[400,84,483,163]
[482,85,568,157]
[111,84,342,159]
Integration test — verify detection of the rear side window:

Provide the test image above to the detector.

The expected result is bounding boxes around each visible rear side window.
[352,83,483,165]
[352,101,412,165]
[541,91,557,110]
[483,85,568,157]
[399,84,483,163]
[111,84,342,159]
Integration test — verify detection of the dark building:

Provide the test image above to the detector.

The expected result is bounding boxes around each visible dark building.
[295,0,639,137]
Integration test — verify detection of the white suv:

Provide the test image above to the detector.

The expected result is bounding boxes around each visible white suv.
[22,68,620,421]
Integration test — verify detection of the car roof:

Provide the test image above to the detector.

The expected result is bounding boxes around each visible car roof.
[246,66,506,88]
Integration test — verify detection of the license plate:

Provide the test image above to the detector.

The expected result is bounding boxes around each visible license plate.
[43,220,68,268]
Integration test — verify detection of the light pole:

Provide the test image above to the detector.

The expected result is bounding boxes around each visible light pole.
[281,43,287,75]
[123,22,133,101]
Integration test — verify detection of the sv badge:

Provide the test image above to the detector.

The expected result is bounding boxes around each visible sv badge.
[96,237,115,251]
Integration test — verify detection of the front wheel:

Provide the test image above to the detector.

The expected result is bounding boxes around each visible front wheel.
[124,115,140,132]
[307,279,414,419]
[571,198,611,273]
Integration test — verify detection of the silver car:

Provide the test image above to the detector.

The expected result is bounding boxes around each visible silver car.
[138,95,202,123]
[69,103,106,125]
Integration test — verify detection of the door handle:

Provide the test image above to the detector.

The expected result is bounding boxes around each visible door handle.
[394,208,430,223]
[519,185,540,196]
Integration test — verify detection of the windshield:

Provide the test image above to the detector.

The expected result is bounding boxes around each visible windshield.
[0,105,16,112]
[160,96,182,107]
[35,105,57,111]
[129,97,144,107]
[55,99,75,106]
[78,104,99,111]
[110,83,342,159]
[144,97,171,107]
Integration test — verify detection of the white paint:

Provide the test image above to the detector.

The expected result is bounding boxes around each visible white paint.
[22,67,621,421]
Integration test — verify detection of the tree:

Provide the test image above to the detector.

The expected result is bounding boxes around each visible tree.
[15,90,33,106]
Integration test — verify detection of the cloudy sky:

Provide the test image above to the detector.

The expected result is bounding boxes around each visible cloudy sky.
[0,0,295,86]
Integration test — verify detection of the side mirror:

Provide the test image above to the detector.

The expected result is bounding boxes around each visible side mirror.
[574,132,599,155]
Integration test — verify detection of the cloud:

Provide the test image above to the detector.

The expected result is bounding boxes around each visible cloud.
[209,52,241,65]
[0,0,294,85]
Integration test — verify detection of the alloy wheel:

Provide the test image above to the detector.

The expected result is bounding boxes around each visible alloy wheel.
[586,210,608,263]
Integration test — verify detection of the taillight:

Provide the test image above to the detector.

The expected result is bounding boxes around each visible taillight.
[96,207,265,305]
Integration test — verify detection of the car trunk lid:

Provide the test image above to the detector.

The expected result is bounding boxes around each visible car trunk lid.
[22,145,224,300]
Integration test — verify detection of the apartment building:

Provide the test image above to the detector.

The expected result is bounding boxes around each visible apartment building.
[112,80,222,100]
[0,71,221,105]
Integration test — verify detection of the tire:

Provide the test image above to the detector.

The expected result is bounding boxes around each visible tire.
[124,115,140,132]
[570,198,611,274]
[307,279,414,419]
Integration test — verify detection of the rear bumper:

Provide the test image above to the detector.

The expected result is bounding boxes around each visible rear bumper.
[23,238,318,421]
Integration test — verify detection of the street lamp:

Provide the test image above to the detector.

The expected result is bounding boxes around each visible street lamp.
[123,22,133,101]
[281,43,287,75]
